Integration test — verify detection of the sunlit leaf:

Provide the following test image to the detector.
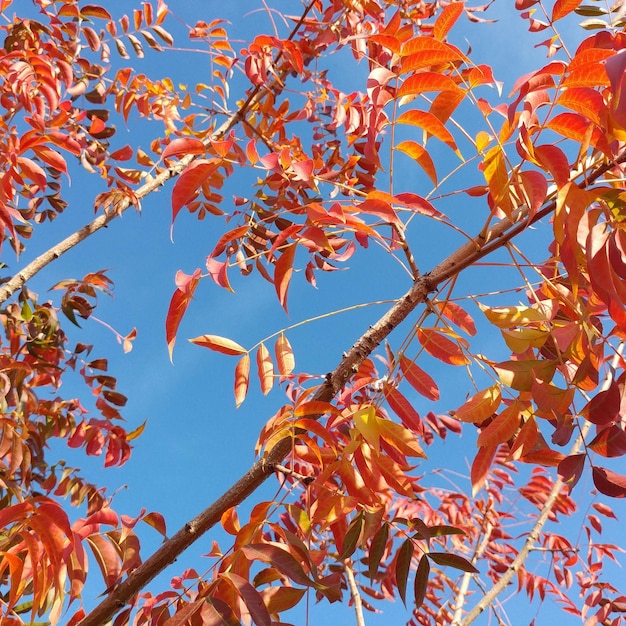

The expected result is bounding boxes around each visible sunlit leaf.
[166,268,201,361]
[399,355,439,401]
[189,334,247,355]
[256,343,274,395]
[234,353,250,408]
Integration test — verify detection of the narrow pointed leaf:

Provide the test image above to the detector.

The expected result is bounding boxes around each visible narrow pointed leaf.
[234,353,250,408]
[190,334,247,355]
[414,556,430,610]
[395,538,414,606]
[166,268,201,361]
[368,523,389,581]
[256,343,274,395]
[274,243,297,312]
[275,333,295,377]
[428,551,479,573]
[400,355,439,401]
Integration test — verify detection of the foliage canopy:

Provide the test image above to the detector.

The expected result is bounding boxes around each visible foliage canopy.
[0,0,626,625]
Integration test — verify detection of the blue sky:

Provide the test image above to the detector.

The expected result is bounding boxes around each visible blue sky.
[11,1,626,624]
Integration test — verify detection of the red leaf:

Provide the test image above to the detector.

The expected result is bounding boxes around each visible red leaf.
[433,300,476,335]
[417,328,469,365]
[588,426,626,458]
[593,466,626,498]
[171,159,218,226]
[592,502,618,519]
[274,243,296,312]
[471,445,497,495]
[584,381,620,425]
[558,453,585,489]
[241,544,315,588]
[165,268,201,360]
[384,384,423,433]
[395,538,414,606]
[234,353,250,408]
[223,572,271,626]
[399,355,439,401]
[428,551,479,573]
[163,138,205,160]
[414,556,430,610]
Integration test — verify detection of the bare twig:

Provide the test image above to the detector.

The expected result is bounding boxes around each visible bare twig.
[345,560,366,626]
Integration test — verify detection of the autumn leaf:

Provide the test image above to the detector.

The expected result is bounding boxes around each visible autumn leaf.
[189,334,247,355]
[256,343,274,395]
[165,268,201,361]
[274,243,297,312]
[234,354,250,408]
[417,328,470,365]
[399,355,439,401]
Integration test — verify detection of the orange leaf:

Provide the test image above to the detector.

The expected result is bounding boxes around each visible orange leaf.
[417,328,469,365]
[433,2,464,40]
[275,333,295,377]
[477,401,523,447]
[395,141,438,185]
[471,445,497,495]
[162,137,205,160]
[454,385,501,424]
[552,0,582,21]
[189,334,246,355]
[396,110,458,151]
[234,353,250,408]
[483,144,513,216]
[256,343,274,395]
[399,355,439,401]
[401,37,466,69]
[397,72,461,98]
[165,268,201,361]
[274,243,297,312]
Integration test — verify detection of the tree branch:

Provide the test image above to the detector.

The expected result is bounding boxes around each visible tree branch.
[345,560,366,626]
[0,0,318,307]
[77,190,549,626]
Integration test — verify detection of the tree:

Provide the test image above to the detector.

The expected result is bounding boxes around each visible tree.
[1,0,625,624]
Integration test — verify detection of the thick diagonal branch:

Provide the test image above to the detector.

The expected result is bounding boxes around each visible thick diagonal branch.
[77,148,626,625]
[76,198,545,626]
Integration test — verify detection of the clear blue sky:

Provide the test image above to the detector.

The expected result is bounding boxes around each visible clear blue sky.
[14,1,625,624]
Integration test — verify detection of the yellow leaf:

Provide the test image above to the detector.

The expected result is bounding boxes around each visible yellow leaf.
[353,405,381,453]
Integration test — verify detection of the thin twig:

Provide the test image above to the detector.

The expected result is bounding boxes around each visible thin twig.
[0,0,319,307]
[345,560,366,626]
[457,343,624,626]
